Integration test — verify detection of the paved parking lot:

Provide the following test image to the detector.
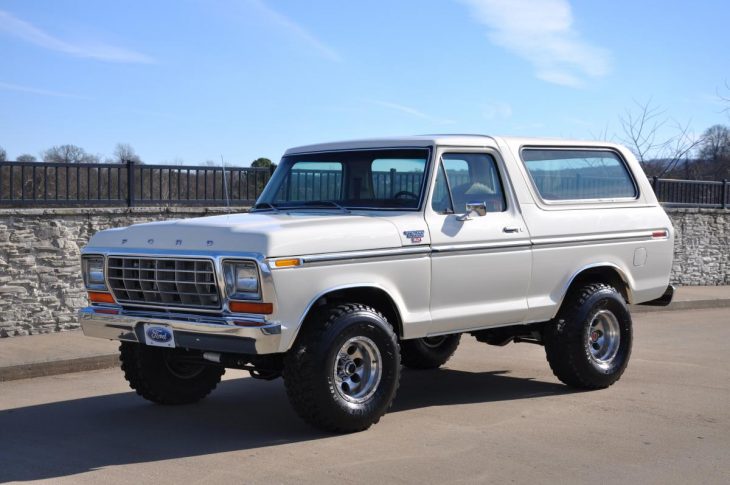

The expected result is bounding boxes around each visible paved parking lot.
[1,308,728,484]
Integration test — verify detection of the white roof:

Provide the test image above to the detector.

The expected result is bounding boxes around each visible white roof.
[284,135,619,155]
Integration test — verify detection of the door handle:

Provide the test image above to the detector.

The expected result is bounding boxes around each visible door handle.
[503,226,520,233]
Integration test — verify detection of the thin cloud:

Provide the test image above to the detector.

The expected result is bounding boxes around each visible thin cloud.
[370,100,456,125]
[483,101,513,120]
[459,0,610,88]
[0,10,154,64]
[0,81,92,100]
[246,0,340,62]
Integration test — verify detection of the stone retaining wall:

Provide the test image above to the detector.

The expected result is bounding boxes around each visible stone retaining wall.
[0,207,231,337]
[668,208,729,286]
[0,207,727,337]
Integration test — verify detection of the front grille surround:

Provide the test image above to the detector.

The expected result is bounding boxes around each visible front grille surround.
[107,256,221,310]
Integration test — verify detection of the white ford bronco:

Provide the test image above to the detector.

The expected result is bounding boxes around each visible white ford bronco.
[79,135,674,432]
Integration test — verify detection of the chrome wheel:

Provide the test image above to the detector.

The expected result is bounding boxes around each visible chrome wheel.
[333,336,382,404]
[586,310,621,370]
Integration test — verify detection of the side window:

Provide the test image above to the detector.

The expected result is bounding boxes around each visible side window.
[432,153,506,213]
[521,148,637,201]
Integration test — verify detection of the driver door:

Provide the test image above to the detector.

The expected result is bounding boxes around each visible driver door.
[424,150,531,335]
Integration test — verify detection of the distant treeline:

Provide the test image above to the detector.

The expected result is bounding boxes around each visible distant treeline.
[0,144,275,206]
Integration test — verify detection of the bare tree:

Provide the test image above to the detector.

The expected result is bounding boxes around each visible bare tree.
[113,143,141,164]
[42,144,99,164]
[697,125,730,179]
[698,125,730,159]
[619,100,702,177]
[16,154,38,163]
[0,146,6,162]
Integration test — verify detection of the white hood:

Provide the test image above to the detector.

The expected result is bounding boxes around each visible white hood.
[87,212,407,257]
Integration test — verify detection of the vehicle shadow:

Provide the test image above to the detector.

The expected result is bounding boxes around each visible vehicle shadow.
[0,368,571,482]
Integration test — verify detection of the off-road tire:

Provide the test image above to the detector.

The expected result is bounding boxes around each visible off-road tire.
[543,283,632,389]
[401,334,461,369]
[283,303,401,433]
[120,342,224,405]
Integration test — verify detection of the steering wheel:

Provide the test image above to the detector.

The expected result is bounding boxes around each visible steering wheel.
[393,190,419,200]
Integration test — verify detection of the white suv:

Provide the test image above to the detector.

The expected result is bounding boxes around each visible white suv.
[79,135,674,432]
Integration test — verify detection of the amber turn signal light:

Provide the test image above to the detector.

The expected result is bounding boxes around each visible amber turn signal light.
[274,258,301,268]
[229,301,273,314]
[88,291,115,304]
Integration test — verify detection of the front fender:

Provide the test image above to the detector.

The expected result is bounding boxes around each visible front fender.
[269,255,431,352]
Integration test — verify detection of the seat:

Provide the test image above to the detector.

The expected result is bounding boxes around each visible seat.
[450,182,504,212]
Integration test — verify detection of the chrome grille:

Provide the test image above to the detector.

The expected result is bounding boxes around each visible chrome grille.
[107,257,220,309]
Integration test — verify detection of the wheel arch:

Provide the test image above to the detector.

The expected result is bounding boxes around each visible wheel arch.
[293,284,405,342]
[556,263,634,315]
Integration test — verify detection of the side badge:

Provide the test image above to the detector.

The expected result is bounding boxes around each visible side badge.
[403,230,425,244]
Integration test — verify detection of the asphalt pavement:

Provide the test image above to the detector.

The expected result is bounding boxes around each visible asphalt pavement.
[1,307,728,484]
[2,285,729,382]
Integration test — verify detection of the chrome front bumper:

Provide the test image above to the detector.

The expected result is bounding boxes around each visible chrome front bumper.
[79,306,282,355]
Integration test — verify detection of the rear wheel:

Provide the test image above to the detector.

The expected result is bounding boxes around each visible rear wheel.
[120,342,224,405]
[543,283,632,389]
[283,303,401,433]
[401,334,461,369]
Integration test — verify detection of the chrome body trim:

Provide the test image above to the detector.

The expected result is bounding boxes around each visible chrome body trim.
[80,248,276,316]
[431,240,531,253]
[278,230,660,267]
[106,255,221,310]
[530,230,657,249]
[78,306,282,354]
[298,245,431,264]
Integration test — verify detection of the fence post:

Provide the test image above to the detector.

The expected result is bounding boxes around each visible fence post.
[722,179,728,209]
[651,176,658,191]
[126,160,136,207]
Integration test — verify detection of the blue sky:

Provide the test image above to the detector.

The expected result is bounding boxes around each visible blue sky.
[1,0,728,165]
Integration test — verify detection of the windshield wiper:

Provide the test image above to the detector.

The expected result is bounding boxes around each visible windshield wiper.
[282,200,351,214]
[251,202,280,213]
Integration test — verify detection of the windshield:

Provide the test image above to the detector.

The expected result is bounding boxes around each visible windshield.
[256,148,431,210]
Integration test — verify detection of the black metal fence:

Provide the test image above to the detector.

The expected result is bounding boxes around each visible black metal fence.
[0,160,727,209]
[0,160,272,207]
[651,177,729,208]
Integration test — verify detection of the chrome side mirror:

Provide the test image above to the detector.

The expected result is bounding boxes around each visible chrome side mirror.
[457,201,487,221]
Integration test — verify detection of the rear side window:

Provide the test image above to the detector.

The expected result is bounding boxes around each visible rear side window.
[521,149,637,201]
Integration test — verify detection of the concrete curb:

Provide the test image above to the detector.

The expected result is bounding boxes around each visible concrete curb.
[1,299,729,382]
[0,354,119,382]
[630,298,730,313]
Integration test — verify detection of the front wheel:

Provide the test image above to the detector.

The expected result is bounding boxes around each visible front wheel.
[283,303,401,433]
[120,342,224,405]
[543,283,632,389]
